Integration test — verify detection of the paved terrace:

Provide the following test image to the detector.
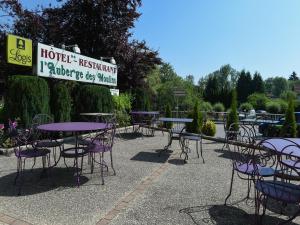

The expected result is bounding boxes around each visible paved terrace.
[0,125,299,225]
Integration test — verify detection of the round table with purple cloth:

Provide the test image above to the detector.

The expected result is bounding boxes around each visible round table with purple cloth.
[37,122,110,132]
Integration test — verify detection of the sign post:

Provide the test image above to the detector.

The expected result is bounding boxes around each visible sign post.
[173,88,186,118]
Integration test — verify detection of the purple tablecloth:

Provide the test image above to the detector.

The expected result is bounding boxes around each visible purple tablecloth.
[37,122,109,132]
[261,138,300,158]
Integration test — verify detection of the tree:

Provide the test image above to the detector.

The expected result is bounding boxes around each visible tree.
[289,71,299,81]
[264,78,273,94]
[252,72,265,93]
[281,97,297,137]
[185,75,194,84]
[0,0,161,91]
[203,64,235,108]
[272,77,288,97]
[236,70,252,103]
[159,63,178,83]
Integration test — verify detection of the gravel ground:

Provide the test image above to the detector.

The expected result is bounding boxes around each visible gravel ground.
[0,125,299,225]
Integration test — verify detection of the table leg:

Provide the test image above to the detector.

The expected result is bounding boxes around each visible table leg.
[159,130,173,156]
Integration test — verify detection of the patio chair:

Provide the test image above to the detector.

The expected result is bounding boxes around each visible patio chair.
[85,123,116,185]
[180,132,204,163]
[224,123,275,205]
[10,126,51,195]
[31,114,63,166]
[131,113,146,133]
[255,139,300,224]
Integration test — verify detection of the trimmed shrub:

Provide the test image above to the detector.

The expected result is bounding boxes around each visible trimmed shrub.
[226,90,238,130]
[200,101,213,112]
[281,98,297,137]
[266,101,281,114]
[186,101,203,133]
[73,84,113,119]
[113,93,132,127]
[202,120,216,136]
[275,99,288,114]
[4,75,50,127]
[213,102,225,112]
[51,83,72,122]
[113,93,132,112]
[280,90,297,101]
[247,93,268,110]
[239,102,253,112]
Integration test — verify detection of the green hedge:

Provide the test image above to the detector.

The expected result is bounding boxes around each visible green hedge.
[4,75,50,127]
[73,84,113,119]
[239,102,253,111]
[266,101,281,114]
[51,83,72,122]
[213,102,225,112]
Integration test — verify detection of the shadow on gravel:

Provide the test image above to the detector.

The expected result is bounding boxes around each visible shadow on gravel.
[179,204,299,225]
[214,149,242,161]
[167,158,186,165]
[0,167,89,196]
[115,132,143,140]
[131,151,170,163]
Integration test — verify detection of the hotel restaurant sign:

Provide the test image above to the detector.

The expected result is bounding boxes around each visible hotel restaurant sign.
[37,43,117,86]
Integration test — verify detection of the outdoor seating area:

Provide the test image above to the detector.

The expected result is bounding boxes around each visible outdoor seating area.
[1,119,300,225]
[1,1,300,225]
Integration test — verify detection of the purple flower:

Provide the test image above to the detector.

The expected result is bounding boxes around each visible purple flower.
[0,124,4,130]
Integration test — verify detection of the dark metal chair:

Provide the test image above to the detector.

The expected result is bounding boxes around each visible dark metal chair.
[10,126,51,195]
[255,139,300,225]
[85,123,116,185]
[224,123,275,205]
[180,132,204,163]
[31,114,63,166]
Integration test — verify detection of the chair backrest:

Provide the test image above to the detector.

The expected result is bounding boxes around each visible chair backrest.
[31,114,54,140]
[90,122,116,149]
[227,123,257,166]
[32,114,54,127]
[9,127,34,156]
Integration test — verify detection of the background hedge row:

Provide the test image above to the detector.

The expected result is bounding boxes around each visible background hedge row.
[3,75,113,127]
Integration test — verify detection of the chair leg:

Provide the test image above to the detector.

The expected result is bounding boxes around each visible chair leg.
[100,152,104,185]
[14,157,21,185]
[110,151,116,175]
[18,158,26,196]
[31,157,36,171]
[224,167,235,205]
[90,153,94,174]
[255,190,261,225]
[75,157,80,187]
[246,177,251,199]
[196,139,200,158]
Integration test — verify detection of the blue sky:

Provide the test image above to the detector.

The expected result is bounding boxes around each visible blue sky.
[18,0,300,82]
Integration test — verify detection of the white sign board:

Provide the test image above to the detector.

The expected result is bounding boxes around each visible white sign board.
[110,89,119,96]
[37,43,117,86]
